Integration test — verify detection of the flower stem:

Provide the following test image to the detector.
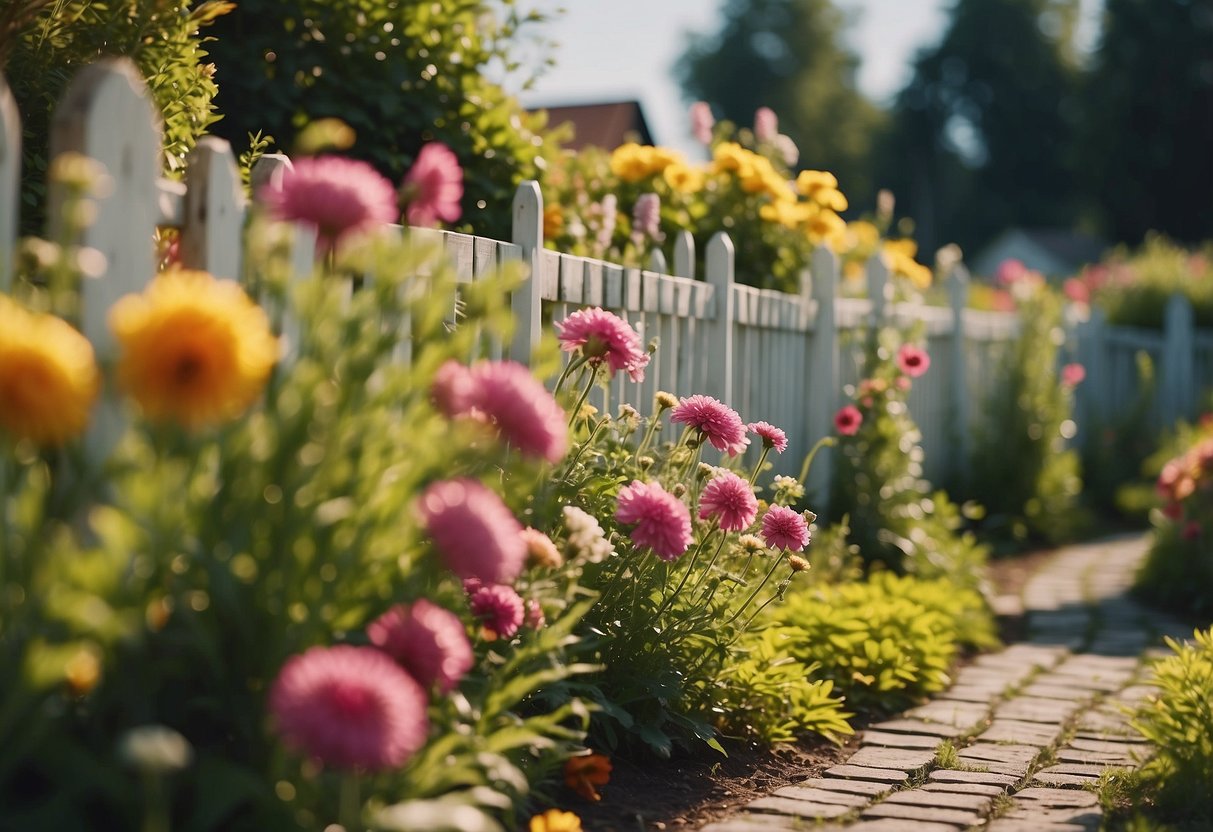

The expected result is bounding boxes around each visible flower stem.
[724,553,785,626]
[748,447,771,487]
[567,364,598,427]
[554,352,591,395]
[797,436,837,486]
[339,773,361,831]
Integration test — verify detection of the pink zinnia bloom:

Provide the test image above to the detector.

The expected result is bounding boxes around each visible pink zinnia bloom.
[401,143,463,227]
[469,361,568,463]
[761,505,811,552]
[698,471,759,532]
[897,344,930,378]
[690,101,715,145]
[1061,363,1086,387]
[418,479,526,584]
[469,583,525,639]
[834,405,862,436]
[555,307,648,382]
[615,480,693,561]
[748,421,788,453]
[258,155,399,254]
[996,258,1027,286]
[670,395,750,456]
[269,645,428,771]
[753,107,778,143]
[367,600,473,694]
[431,360,477,418]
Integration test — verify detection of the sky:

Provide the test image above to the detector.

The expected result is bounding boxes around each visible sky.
[516,0,1103,157]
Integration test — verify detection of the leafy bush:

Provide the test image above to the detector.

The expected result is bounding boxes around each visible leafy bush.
[1074,235,1213,329]
[1130,627,1213,825]
[767,571,997,714]
[967,268,1086,546]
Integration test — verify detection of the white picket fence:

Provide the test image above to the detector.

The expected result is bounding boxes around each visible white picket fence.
[2,59,1210,506]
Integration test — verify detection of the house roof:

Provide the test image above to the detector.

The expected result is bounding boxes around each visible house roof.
[972,227,1107,279]
[533,100,654,151]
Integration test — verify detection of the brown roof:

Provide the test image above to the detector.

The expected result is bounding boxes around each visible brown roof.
[535,101,654,150]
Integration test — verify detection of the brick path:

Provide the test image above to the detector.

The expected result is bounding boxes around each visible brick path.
[701,533,1192,832]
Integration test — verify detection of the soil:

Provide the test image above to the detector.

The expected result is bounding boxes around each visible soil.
[560,544,1060,832]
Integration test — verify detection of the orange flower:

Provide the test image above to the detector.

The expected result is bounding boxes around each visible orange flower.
[564,752,612,802]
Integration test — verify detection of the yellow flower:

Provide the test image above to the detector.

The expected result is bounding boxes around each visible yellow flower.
[803,206,846,244]
[646,146,684,175]
[760,200,810,229]
[110,270,279,429]
[530,810,582,832]
[882,241,933,289]
[815,187,849,212]
[543,204,565,239]
[796,169,838,198]
[65,647,101,696]
[609,142,651,182]
[663,162,705,193]
[848,220,880,250]
[711,142,756,178]
[0,296,100,446]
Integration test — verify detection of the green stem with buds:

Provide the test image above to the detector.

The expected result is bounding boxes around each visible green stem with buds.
[797,435,837,486]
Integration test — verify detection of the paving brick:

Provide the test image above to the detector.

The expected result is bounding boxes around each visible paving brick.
[881,789,994,812]
[860,730,944,750]
[958,742,1040,765]
[846,746,936,771]
[1003,806,1103,828]
[1056,746,1142,766]
[701,816,805,832]
[1015,787,1099,808]
[747,796,852,819]
[823,765,910,784]
[1069,737,1149,755]
[1031,771,1101,788]
[902,701,988,728]
[1076,710,1134,735]
[985,819,1094,832]
[1020,683,1097,701]
[796,777,890,796]
[1037,763,1115,777]
[921,781,1005,797]
[861,802,982,827]
[977,719,1060,745]
[848,820,960,832]
[869,718,965,738]
[928,769,1019,788]
[771,786,868,807]
[995,696,1081,724]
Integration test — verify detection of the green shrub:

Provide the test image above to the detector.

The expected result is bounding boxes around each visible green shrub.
[1088,235,1213,330]
[1130,628,1213,825]
[767,571,997,714]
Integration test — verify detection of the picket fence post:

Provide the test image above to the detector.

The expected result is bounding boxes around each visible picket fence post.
[806,244,839,509]
[0,72,18,292]
[180,137,246,280]
[948,263,972,487]
[510,181,543,365]
[250,153,316,354]
[672,230,695,279]
[1162,294,1195,424]
[703,232,735,404]
[866,251,890,326]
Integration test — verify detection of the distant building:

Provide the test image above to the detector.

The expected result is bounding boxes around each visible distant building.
[532,100,654,151]
[971,228,1107,280]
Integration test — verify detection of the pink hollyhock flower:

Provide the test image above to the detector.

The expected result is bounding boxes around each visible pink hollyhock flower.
[698,471,759,532]
[468,583,525,639]
[761,505,810,552]
[367,600,473,694]
[418,479,526,584]
[748,421,788,453]
[431,360,477,418]
[269,645,428,771]
[258,155,399,254]
[632,193,663,242]
[1063,278,1090,305]
[897,344,930,378]
[834,405,863,436]
[670,394,750,456]
[524,599,546,630]
[753,107,778,143]
[1061,363,1086,388]
[690,101,715,145]
[996,258,1027,286]
[401,143,463,227]
[469,360,568,463]
[555,307,649,382]
[615,480,693,561]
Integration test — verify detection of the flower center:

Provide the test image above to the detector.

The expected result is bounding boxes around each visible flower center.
[328,681,373,717]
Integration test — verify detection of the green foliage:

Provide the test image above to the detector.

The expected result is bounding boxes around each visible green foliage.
[3,0,227,231]
[967,278,1086,546]
[1088,236,1213,329]
[204,0,558,238]
[768,571,997,713]
[1084,351,1157,519]
[1129,628,1213,826]
[830,325,990,590]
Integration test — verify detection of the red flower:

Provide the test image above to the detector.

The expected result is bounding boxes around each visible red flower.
[896,344,930,378]
[564,753,612,802]
[834,405,863,436]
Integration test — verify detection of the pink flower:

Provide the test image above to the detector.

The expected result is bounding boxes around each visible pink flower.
[897,344,930,378]
[431,360,477,418]
[670,395,750,456]
[1063,277,1090,305]
[269,645,428,771]
[258,155,399,254]
[834,405,863,436]
[367,600,473,694]
[520,527,563,568]
[753,107,778,143]
[761,505,810,552]
[555,307,649,382]
[469,361,568,463]
[418,479,526,584]
[748,421,788,453]
[1061,363,1086,387]
[996,258,1027,286]
[698,471,759,532]
[524,599,546,630]
[401,143,463,227]
[632,193,663,242]
[690,101,715,145]
[468,583,525,639]
[615,480,693,561]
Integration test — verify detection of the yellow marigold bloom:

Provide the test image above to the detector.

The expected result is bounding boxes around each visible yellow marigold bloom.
[796,169,839,198]
[0,296,100,446]
[883,237,919,260]
[530,810,582,832]
[663,162,705,193]
[815,187,849,212]
[762,171,796,202]
[739,155,777,193]
[110,270,279,429]
[647,146,683,174]
[803,207,846,244]
[760,200,810,229]
[848,220,880,250]
[609,142,651,182]
[543,205,565,239]
[711,142,756,178]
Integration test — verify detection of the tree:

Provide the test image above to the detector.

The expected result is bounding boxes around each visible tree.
[204,0,558,238]
[877,0,1081,256]
[677,0,885,201]
[1078,0,1213,245]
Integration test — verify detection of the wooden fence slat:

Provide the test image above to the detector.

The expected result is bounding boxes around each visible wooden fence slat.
[704,233,735,404]
[806,246,839,508]
[604,263,624,309]
[0,72,19,291]
[560,255,584,303]
[509,181,543,364]
[180,136,245,280]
